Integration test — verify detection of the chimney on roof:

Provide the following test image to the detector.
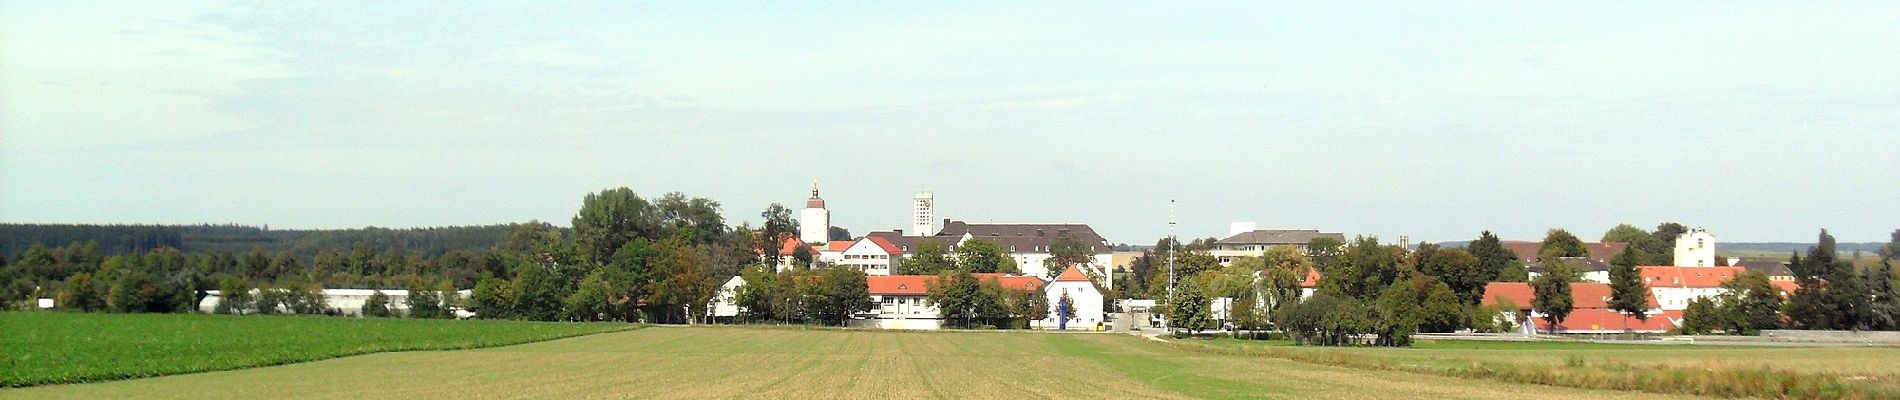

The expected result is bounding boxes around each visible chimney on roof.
[894,229,904,236]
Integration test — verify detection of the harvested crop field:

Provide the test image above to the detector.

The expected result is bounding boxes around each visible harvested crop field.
[9,326,1713,399]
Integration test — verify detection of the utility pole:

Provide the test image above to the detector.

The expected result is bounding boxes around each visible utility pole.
[1166,199,1177,334]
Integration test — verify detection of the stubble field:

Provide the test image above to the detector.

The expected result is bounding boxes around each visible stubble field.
[7,325,1730,400]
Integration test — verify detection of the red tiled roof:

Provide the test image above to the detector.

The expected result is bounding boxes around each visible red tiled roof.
[776,237,806,256]
[1482,282,1657,309]
[1640,266,1744,288]
[1771,280,1800,297]
[867,275,933,295]
[826,241,853,252]
[867,236,904,255]
[868,274,1046,296]
[1299,270,1320,288]
[1529,308,1678,333]
[1054,265,1090,282]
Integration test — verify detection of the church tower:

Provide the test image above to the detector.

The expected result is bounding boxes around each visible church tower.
[800,181,830,243]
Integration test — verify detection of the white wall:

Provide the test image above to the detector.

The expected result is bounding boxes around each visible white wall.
[197,289,471,317]
[871,294,938,318]
[800,207,829,244]
[709,276,745,317]
[1652,286,1727,311]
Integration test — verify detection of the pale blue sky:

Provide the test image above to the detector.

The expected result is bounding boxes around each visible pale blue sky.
[2,1,1896,243]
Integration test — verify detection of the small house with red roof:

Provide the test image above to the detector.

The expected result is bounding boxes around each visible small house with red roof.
[1042,265,1106,330]
[834,236,905,276]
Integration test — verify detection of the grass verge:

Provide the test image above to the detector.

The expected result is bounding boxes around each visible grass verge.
[1160,338,1900,399]
[0,312,634,387]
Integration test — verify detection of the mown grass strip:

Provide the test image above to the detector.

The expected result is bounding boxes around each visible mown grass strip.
[1158,338,1900,400]
[1050,335,1285,399]
[1,312,635,388]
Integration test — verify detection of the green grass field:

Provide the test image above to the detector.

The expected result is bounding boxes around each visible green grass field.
[11,325,1727,400]
[0,312,634,387]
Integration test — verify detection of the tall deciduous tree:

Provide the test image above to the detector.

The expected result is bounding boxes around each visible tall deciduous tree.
[470,276,514,319]
[1260,246,1311,315]
[1170,280,1214,334]
[1789,230,1868,330]
[955,239,1017,274]
[1538,229,1588,261]
[1041,236,1094,280]
[1305,237,1344,273]
[810,267,874,326]
[1716,271,1784,335]
[215,276,253,315]
[1531,263,1575,334]
[1468,231,1518,283]
[1607,246,1651,325]
[57,272,106,312]
[757,203,796,271]
[927,269,985,328]
[1601,224,1650,244]
[1419,248,1486,306]
[573,188,659,264]
[899,239,953,275]
[652,192,726,244]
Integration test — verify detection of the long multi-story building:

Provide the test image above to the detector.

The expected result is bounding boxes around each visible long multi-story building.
[1210,224,1345,265]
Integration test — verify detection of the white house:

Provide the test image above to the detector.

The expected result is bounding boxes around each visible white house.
[709,276,746,319]
[860,273,1047,330]
[837,236,903,276]
[1041,265,1105,330]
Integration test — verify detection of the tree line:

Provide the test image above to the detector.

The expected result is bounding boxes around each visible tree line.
[0,189,797,326]
[0,223,519,263]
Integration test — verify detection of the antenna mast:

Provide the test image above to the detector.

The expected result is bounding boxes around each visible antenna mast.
[1167,199,1177,334]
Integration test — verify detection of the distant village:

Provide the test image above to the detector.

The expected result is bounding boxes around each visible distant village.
[704,184,1787,334]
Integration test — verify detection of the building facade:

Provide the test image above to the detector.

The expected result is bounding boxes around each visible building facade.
[1674,228,1718,267]
[911,191,935,237]
[1210,227,1345,265]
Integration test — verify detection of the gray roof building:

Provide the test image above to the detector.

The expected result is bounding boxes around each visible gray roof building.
[1216,229,1345,247]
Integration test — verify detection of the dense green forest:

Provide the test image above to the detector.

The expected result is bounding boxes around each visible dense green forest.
[0,223,523,262]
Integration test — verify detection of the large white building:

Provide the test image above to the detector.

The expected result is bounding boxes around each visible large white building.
[875,220,1115,283]
[1674,228,1718,267]
[1209,225,1345,265]
[799,182,830,244]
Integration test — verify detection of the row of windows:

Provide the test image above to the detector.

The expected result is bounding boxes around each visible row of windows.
[845,254,889,260]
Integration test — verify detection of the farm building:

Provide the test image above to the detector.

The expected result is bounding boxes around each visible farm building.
[197,289,472,317]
